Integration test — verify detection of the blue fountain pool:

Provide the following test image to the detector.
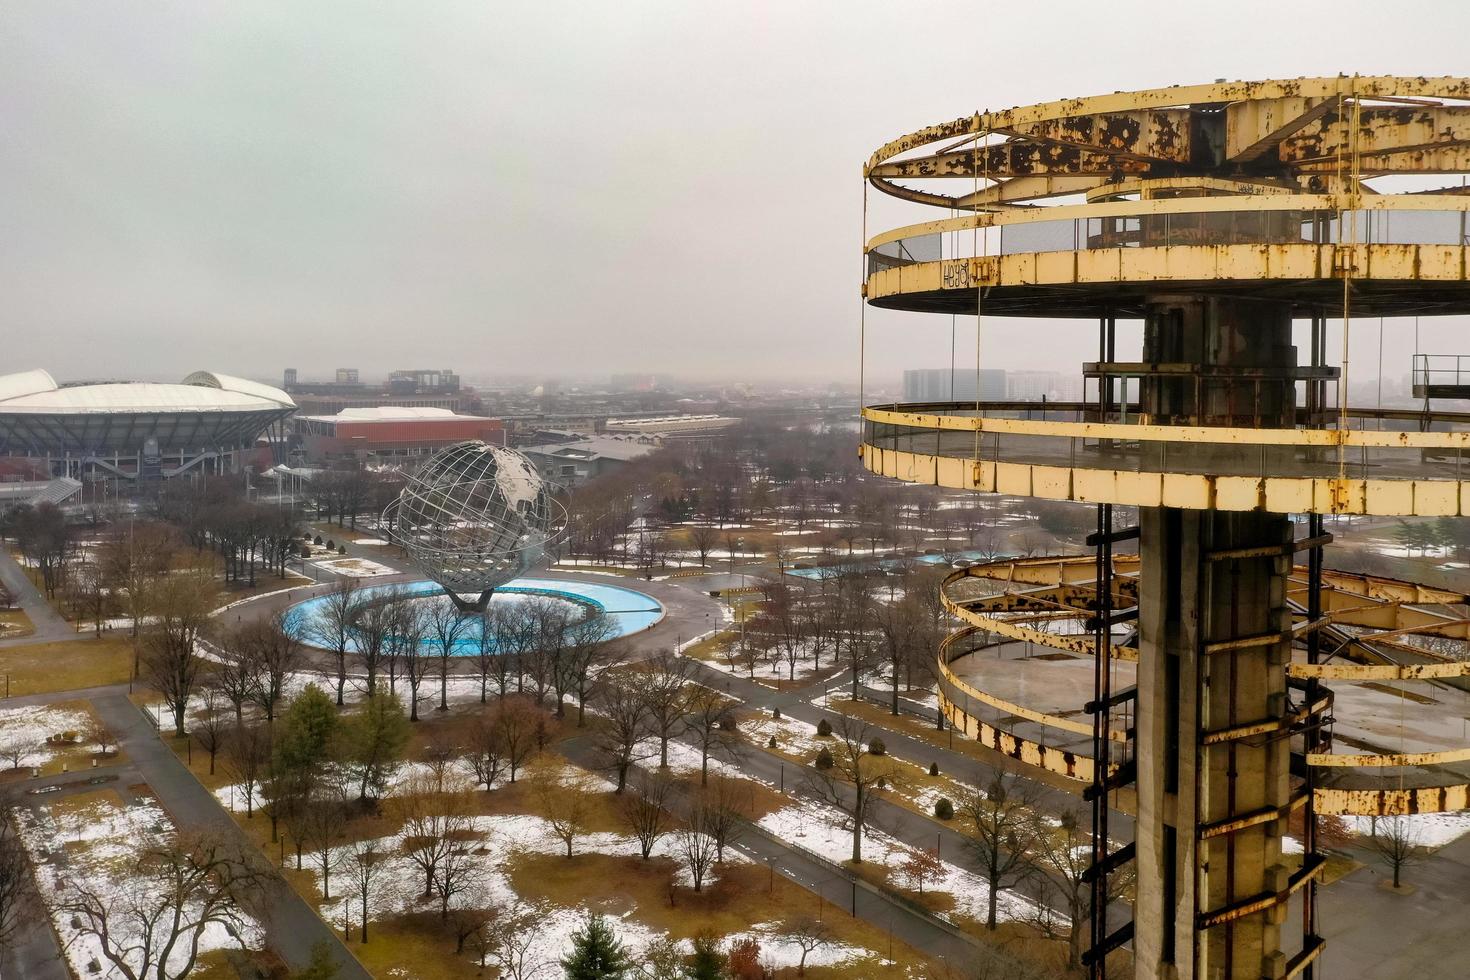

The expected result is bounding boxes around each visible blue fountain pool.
[288,577,664,655]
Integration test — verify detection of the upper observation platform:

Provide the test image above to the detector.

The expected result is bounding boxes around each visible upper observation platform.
[862,401,1470,516]
[864,77,1470,318]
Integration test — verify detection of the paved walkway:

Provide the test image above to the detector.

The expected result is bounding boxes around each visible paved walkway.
[558,733,990,972]
[0,685,369,980]
[0,549,72,649]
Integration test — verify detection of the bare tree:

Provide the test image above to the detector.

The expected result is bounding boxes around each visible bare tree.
[559,616,618,726]
[97,520,176,640]
[461,712,506,790]
[493,695,546,784]
[247,610,305,722]
[301,787,350,900]
[619,770,674,859]
[688,525,720,568]
[432,829,487,923]
[60,834,262,980]
[392,771,477,897]
[787,915,832,976]
[83,721,118,760]
[0,728,34,771]
[528,762,595,858]
[425,595,472,712]
[421,722,464,793]
[0,820,28,951]
[141,567,217,736]
[223,722,270,817]
[641,650,693,768]
[592,673,651,792]
[684,685,740,786]
[345,838,386,943]
[676,809,719,893]
[803,716,895,864]
[306,578,360,706]
[526,598,573,712]
[192,685,229,775]
[480,601,536,701]
[1028,808,1131,969]
[1370,815,1423,889]
[347,591,398,695]
[392,596,431,720]
[960,771,1045,930]
[209,623,260,723]
[484,902,539,979]
[696,776,748,864]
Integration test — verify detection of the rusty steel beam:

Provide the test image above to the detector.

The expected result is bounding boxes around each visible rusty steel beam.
[1226,97,1334,163]
[952,174,1106,209]
[869,141,1151,180]
[1279,105,1470,165]
[1001,109,1195,163]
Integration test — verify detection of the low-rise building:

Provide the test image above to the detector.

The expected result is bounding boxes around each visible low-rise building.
[295,406,505,463]
[520,436,658,487]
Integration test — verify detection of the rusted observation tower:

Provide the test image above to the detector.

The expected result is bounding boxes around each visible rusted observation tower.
[860,77,1470,980]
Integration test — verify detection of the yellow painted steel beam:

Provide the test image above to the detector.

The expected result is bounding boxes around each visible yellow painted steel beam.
[861,443,1470,517]
[1307,746,1470,768]
[866,78,1470,203]
[863,191,1470,251]
[1288,660,1470,680]
[863,243,1470,311]
[938,689,1098,781]
[1315,784,1470,816]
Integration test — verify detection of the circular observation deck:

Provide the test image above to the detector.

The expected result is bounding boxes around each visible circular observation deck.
[864,77,1470,318]
[861,401,1470,516]
[936,556,1470,816]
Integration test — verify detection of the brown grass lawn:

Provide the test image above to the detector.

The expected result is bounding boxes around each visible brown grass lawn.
[0,635,136,696]
[0,608,34,639]
[508,850,936,977]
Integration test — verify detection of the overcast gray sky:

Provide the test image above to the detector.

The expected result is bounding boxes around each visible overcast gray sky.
[4,0,1470,387]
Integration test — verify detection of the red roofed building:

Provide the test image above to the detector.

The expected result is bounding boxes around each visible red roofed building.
[295,407,505,463]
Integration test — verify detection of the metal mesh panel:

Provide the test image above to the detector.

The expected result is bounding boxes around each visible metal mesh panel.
[388,441,566,598]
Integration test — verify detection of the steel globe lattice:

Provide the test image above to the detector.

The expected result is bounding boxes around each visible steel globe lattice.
[387,441,566,610]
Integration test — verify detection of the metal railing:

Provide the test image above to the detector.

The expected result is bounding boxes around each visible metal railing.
[865,203,1470,279]
[1413,354,1470,393]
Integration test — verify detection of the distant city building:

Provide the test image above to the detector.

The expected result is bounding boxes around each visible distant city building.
[902,368,1005,403]
[602,414,740,437]
[283,368,298,388]
[0,369,294,485]
[521,436,659,487]
[388,369,460,394]
[294,406,505,463]
[335,368,360,384]
[1005,370,1085,402]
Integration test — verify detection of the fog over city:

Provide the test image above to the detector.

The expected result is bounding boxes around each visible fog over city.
[4,0,1470,386]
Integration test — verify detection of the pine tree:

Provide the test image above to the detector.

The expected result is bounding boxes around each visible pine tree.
[291,943,340,980]
[562,913,632,979]
[684,930,723,980]
[274,684,339,775]
[339,690,410,800]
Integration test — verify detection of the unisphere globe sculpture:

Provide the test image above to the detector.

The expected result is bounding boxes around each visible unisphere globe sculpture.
[387,441,566,612]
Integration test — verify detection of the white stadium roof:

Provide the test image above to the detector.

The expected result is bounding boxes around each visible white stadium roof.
[0,369,297,455]
[0,369,294,415]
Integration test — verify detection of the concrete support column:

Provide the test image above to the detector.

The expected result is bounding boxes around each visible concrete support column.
[1133,297,1296,980]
